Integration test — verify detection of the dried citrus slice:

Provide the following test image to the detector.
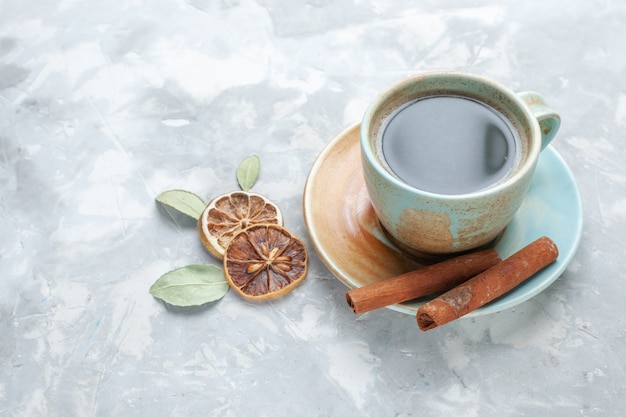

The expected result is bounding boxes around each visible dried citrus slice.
[224,224,308,300]
[198,191,283,258]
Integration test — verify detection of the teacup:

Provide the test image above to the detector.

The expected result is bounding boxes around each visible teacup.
[360,71,560,258]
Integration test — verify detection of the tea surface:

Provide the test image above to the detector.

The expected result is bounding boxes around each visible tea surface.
[381,96,519,195]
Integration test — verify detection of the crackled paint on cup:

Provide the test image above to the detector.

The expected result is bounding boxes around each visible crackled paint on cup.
[360,71,560,257]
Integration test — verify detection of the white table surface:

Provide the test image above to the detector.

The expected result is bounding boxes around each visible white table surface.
[1,0,625,415]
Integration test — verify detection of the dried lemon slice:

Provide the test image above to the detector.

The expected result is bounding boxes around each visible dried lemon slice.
[198,191,283,258]
[224,224,308,300]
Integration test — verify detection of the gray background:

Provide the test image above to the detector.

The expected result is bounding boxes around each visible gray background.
[1,0,624,415]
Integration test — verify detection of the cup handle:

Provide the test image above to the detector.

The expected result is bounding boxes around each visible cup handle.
[517,91,560,150]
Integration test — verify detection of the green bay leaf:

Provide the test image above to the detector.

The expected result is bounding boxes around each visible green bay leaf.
[236,155,260,191]
[150,264,229,307]
[156,189,206,220]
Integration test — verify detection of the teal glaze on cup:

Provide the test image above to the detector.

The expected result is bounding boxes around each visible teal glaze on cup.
[360,71,560,257]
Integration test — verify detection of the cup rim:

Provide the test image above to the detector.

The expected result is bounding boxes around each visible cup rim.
[360,70,543,200]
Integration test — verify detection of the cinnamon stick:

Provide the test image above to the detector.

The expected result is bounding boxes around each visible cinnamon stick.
[416,236,559,331]
[346,248,501,314]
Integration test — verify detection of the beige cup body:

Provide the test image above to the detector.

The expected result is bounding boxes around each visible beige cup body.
[360,71,559,256]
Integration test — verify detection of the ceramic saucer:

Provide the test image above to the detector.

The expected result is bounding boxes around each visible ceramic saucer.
[303,124,583,316]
